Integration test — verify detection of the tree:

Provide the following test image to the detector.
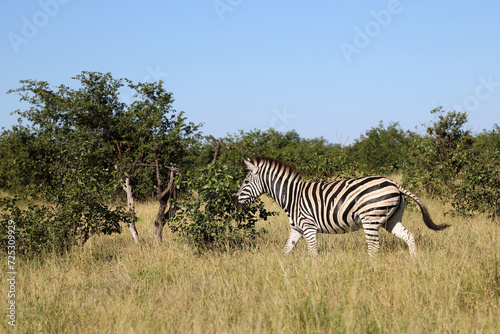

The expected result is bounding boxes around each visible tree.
[1,71,201,252]
[151,144,180,244]
[427,106,470,149]
[402,107,472,198]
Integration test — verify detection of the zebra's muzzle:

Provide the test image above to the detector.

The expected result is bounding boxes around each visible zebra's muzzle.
[234,194,252,210]
[234,196,243,210]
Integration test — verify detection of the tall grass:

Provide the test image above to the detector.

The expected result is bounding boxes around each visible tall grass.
[2,196,499,333]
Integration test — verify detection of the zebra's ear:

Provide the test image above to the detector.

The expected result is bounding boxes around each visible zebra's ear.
[243,158,258,173]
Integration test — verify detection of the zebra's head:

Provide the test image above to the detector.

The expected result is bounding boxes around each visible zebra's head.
[235,158,264,208]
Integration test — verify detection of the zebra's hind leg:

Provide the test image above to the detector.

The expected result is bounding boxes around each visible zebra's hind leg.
[360,204,400,257]
[385,198,416,256]
[283,228,302,254]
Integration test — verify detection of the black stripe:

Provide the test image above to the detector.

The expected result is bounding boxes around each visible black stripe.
[357,192,401,211]
[324,179,342,199]
[333,177,376,227]
[331,179,348,229]
[341,181,394,224]
[302,183,316,217]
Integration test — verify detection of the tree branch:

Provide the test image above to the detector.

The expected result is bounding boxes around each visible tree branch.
[210,135,221,165]
[154,144,180,201]
[154,144,162,200]
[159,164,179,199]
[128,152,144,174]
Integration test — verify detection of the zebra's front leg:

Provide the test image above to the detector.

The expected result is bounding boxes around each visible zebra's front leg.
[283,228,302,254]
[303,223,319,257]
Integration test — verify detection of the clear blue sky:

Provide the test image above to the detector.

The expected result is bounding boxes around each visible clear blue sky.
[1,0,499,144]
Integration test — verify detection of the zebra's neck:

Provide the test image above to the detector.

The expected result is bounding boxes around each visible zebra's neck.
[262,171,302,216]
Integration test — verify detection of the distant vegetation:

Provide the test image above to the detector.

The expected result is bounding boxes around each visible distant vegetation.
[1,72,499,256]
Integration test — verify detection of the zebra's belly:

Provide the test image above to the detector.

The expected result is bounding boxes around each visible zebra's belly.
[317,218,362,234]
[313,209,362,234]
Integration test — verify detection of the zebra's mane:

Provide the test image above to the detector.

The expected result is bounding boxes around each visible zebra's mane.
[246,157,303,181]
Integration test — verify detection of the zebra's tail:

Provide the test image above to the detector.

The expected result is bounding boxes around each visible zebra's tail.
[397,185,450,231]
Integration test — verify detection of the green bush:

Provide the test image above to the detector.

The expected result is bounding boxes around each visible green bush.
[350,121,412,174]
[402,107,500,219]
[170,162,275,250]
[292,151,362,182]
[402,107,472,199]
[0,195,131,257]
[452,151,500,219]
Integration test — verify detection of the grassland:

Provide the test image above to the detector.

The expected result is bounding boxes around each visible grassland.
[2,195,499,333]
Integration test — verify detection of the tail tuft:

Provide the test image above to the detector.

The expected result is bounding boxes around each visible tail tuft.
[420,203,450,231]
[398,185,450,231]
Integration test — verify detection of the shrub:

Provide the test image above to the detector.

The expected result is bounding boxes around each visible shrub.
[0,195,131,257]
[403,107,500,219]
[293,151,362,182]
[170,162,275,250]
[350,121,412,174]
[402,107,472,199]
[452,150,500,219]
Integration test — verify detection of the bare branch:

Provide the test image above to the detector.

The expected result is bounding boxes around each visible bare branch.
[336,133,350,149]
[210,135,221,165]
[159,164,179,199]
[154,144,162,200]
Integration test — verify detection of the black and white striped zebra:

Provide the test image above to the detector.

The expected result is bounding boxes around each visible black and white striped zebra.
[235,157,449,256]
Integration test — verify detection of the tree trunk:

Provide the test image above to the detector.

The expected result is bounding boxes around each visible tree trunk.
[123,177,140,247]
[152,200,168,244]
[152,143,179,246]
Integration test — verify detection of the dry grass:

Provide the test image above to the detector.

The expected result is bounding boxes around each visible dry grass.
[2,196,499,333]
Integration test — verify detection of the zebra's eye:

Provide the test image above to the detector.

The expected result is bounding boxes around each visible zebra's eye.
[244,179,250,184]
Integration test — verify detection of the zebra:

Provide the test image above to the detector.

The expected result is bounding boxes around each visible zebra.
[235,157,449,257]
